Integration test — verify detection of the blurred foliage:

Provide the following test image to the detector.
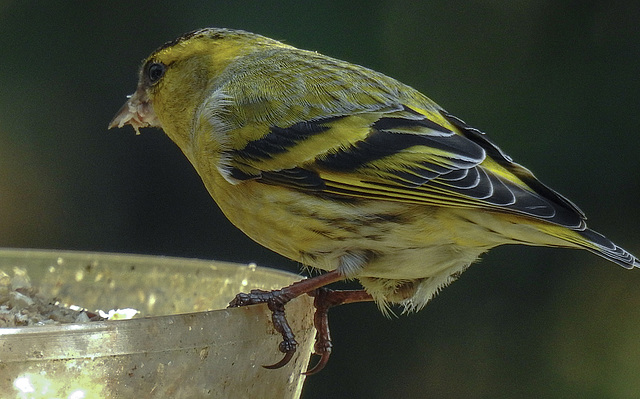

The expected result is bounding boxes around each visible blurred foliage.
[1,1,639,398]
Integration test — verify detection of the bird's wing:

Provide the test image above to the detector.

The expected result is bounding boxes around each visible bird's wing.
[209,49,586,229]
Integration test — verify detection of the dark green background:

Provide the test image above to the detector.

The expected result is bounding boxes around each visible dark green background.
[2,1,640,397]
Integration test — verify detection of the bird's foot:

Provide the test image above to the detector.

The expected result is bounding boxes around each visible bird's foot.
[305,288,373,374]
[228,270,373,374]
[229,288,299,369]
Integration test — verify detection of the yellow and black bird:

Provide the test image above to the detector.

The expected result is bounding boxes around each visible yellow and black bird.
[110,28,638,373]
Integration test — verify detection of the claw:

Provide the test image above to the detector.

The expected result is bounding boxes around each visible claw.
[263,350,295,369]
[303,352,331,375]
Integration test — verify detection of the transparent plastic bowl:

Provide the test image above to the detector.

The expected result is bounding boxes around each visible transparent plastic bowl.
[0,249,315,398]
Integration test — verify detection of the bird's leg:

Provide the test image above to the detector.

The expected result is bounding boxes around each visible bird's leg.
[304,288,373,375]
[228,269,346,369]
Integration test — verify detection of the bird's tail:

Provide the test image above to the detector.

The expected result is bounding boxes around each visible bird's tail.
[527,221,638,269]
[576,229,639,269]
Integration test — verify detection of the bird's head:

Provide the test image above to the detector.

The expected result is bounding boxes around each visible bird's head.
[108,28,277,149]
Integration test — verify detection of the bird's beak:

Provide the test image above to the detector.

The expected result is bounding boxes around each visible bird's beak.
[108,89,161,134]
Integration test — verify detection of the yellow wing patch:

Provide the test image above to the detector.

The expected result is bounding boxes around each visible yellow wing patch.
[225,106,586,229]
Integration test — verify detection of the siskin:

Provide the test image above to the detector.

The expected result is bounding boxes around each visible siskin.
[110,28,638,373]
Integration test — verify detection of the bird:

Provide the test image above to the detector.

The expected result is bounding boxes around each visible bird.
[109,27,638,374]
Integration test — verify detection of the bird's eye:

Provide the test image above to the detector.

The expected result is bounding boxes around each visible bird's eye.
[147,62,166,84]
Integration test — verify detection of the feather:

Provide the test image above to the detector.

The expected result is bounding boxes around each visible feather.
[222,100,587,229]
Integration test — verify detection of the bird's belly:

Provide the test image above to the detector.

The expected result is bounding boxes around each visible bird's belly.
[209,178,502,281]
